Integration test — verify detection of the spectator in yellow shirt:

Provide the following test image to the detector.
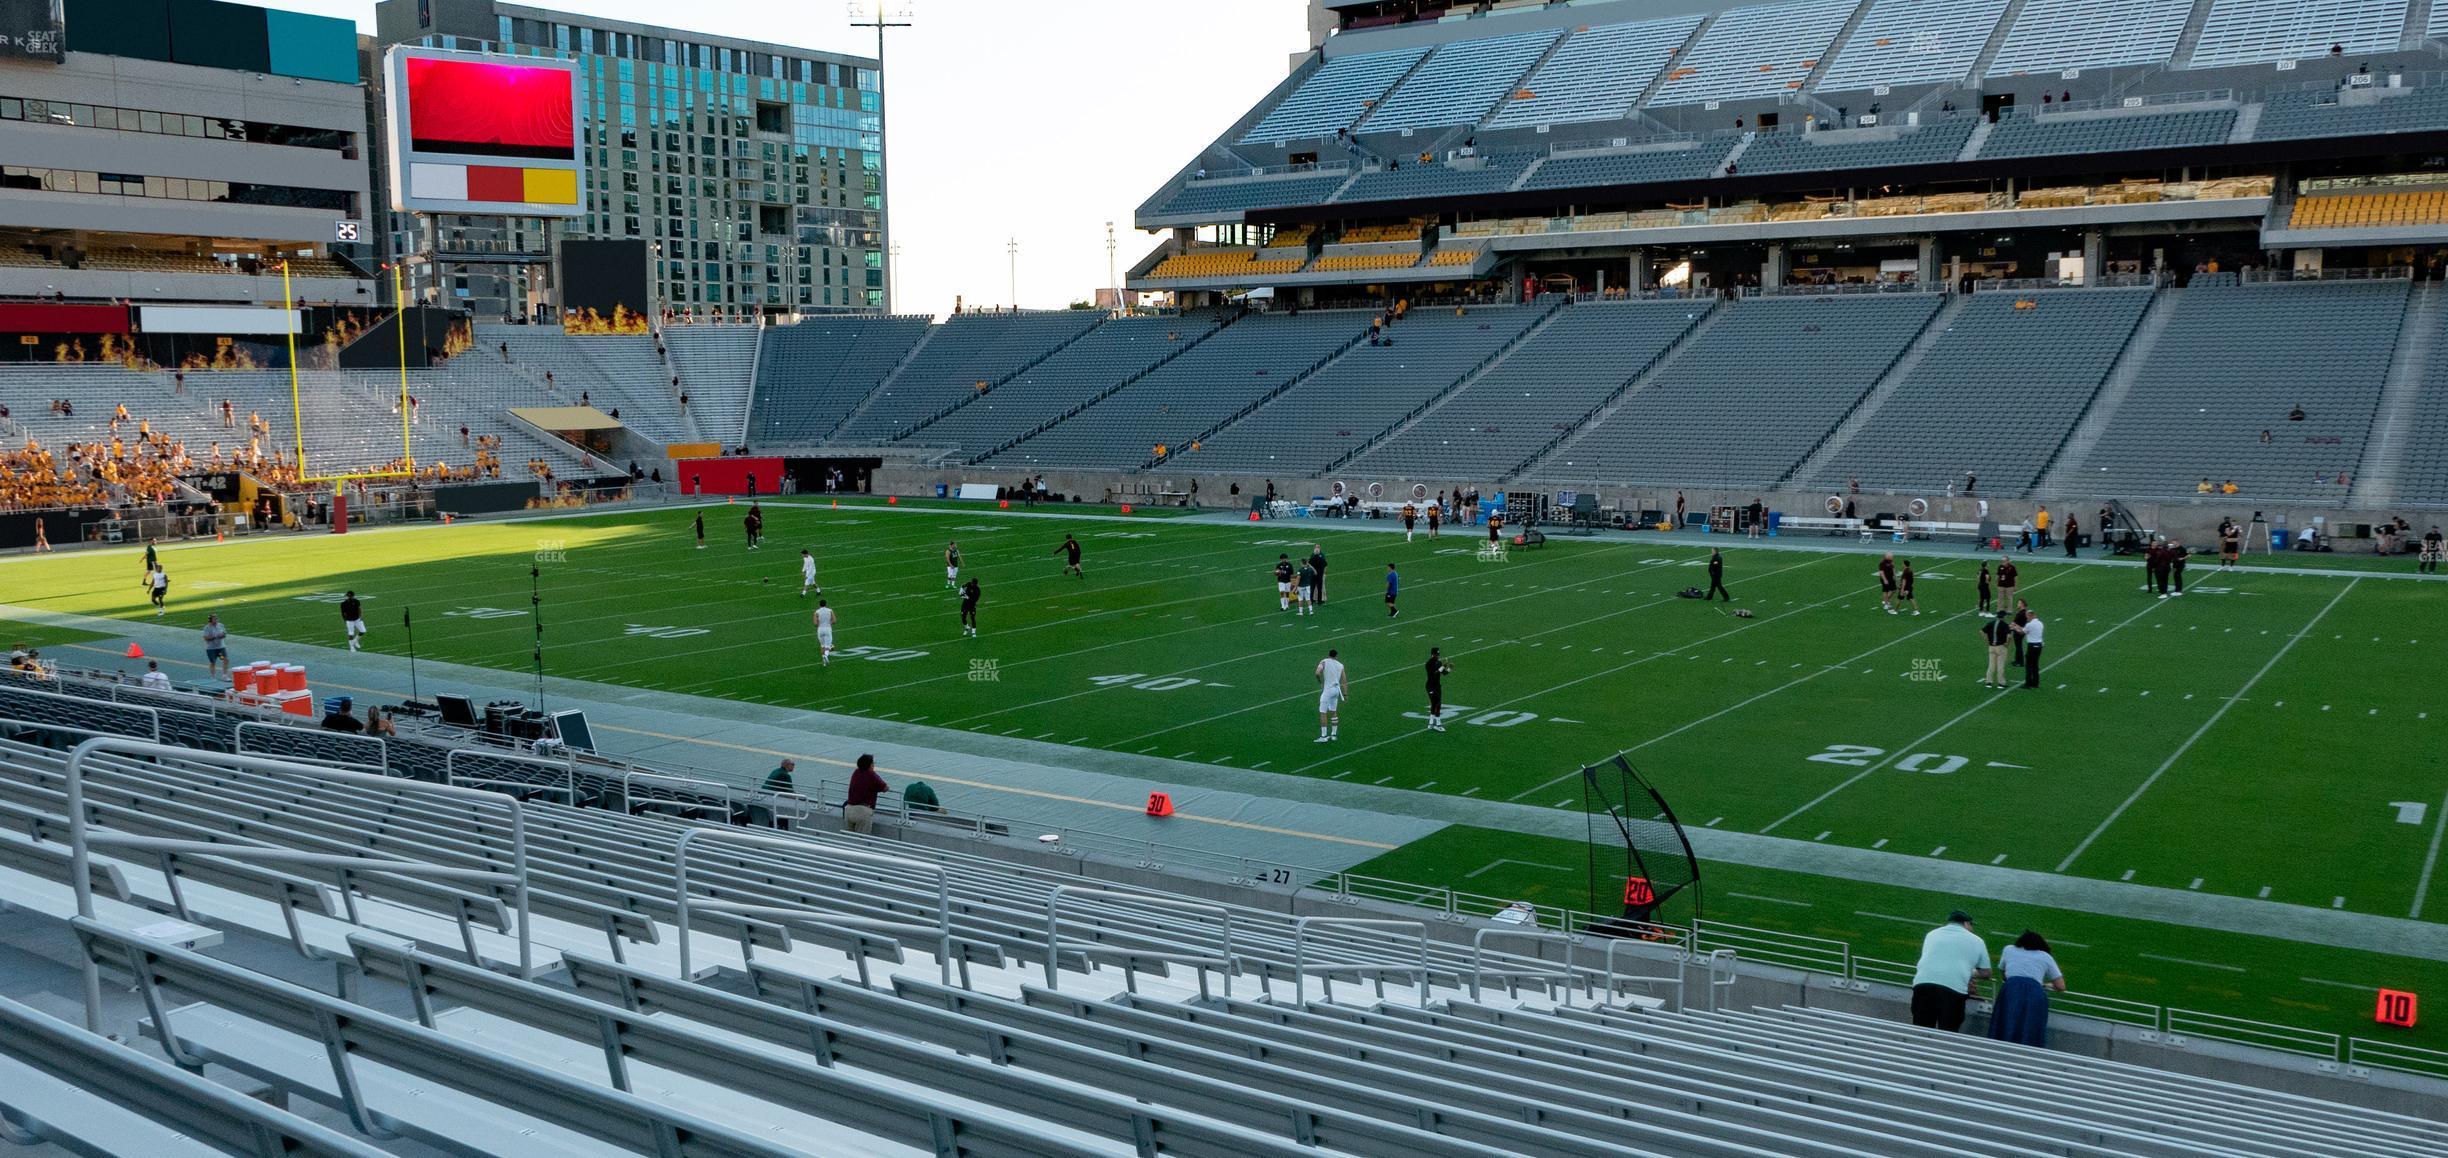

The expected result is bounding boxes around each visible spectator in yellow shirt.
[2034,506,2052,549]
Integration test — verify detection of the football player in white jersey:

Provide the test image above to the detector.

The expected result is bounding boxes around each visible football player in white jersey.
[1314,648,1348,743]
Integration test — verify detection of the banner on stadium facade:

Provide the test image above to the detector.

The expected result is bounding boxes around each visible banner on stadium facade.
[0,0,63,63]
[137,306,303,335]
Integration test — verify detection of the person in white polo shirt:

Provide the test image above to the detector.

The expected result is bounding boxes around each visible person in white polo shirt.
[2015,609,2046,689]
[1909,909,1992,1032]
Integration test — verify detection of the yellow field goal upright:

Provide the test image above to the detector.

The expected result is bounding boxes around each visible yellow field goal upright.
[281,259,415,493]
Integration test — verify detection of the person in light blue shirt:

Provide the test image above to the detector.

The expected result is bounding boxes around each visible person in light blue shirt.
[1909,910,1992,1032]
[1988,931,2067,1048]
[1383,564,1400,619]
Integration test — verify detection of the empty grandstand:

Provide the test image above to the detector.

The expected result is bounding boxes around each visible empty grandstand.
[1530,293,1946,489]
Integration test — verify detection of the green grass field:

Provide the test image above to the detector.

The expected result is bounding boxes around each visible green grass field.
[11,499,2446,1046]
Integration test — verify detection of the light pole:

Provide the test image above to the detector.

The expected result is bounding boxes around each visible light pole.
[888,241,902,311]
[849,1,912,312]
[1105,221,1120,315]
[1007,236,1019,310]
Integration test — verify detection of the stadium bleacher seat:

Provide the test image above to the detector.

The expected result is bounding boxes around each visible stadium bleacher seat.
[2287,187,2448,229]
[1351,299,1714,481]
[1647,0,1861,108]
[832,311,1106,443]
[1736,117,1982,176]
[1183,305,1548,475]
[1358,29,1561,135]
[2397,305,2448,507]
[2184,0,2406,69]
[1483,14,1705,130]
[1977,105,2239,160]
[984,310,1368,471]
[1339,152,1541,203]
[2,666,2444,1158]
[1518,137,1739,191]
[1817,0,2011,91]
[1148,248,1308,280]
[1241,47,1431,143]
[486,325,691,443]
[1813,287,2156,493]
[662,324,759,446]
[908,313,1230,458]
[1533,293,1946,488]
[1986,0,2195,75]
[746,314,932,446]
[2254,85,2448,143]
[1150,171,1350,219]
[2068,279,2408,501]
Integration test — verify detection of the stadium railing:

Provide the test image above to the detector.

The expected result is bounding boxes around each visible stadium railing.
[2039,88,2235,116]
[2240,265,2415,282]
[832,776,2447,1078]
[16,668,2442,1081]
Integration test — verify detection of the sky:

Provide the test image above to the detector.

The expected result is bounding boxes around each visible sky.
[252,0,1313,314]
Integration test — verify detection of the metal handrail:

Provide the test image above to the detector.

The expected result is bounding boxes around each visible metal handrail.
[672,828,952,984]
[447,747,578,804]
[2346,1036,2448,1079]
[1468,928,1582,1003]
[64,736,532,1032]
[1291,916,1429,1007]
[1043,885,1237,999]
[232,720,386,772]
[1601,937,1694,1012]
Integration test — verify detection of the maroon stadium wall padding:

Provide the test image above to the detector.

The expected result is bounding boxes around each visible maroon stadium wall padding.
[0,303,132,334]
[676,457,784,496]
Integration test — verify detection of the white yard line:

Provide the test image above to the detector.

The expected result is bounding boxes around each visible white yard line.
[2051,579,2358,873]
[2412,787,2448,920]
[1279,557,1844,775]
[1759,586,2168,835]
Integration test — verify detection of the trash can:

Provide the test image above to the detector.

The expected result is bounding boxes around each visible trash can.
[934,483,949,498]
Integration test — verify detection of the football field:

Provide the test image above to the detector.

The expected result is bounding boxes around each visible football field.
[11,497,2447,1045]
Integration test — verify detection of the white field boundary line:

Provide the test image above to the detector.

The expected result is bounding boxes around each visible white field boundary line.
[2412,788,2448,920]
[928,540,1688,728]
[1127,555,1840,753]
[1502,568,2082,804]
[1759,583,2171,835]
[2052,578,2359,873]
[1281,557,1858,776]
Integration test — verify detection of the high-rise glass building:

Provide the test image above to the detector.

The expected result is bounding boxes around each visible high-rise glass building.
[372,0,885,320]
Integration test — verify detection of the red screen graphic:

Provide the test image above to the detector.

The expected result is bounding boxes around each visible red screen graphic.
[406,56,575,160]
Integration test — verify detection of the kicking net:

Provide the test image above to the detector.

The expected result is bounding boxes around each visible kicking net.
[1581,753,1702,939]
